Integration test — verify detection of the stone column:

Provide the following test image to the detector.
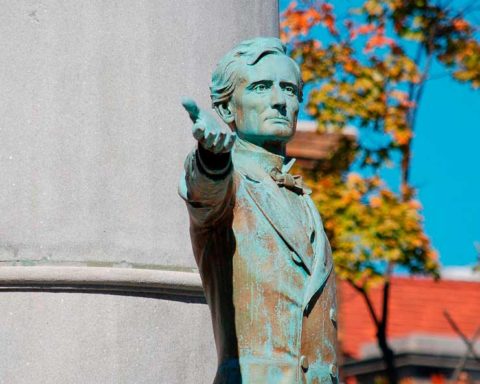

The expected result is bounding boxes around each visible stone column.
[0,1,278,382]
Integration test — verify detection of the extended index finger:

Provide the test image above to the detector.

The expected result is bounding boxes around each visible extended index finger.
[181,97,200,123]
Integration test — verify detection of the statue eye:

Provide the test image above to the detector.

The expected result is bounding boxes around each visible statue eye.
[253,83,268,93]
[283,85,296,96]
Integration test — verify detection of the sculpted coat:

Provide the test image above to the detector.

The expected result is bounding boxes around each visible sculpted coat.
[179,138,338,384]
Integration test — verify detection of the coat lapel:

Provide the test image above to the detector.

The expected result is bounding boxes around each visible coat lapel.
[302,197,334,313]
[241,173,314,274]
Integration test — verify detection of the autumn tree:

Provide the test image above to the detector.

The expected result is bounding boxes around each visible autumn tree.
[281,1,480,383]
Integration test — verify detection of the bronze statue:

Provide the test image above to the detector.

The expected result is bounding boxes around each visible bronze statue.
[179,37,337,384]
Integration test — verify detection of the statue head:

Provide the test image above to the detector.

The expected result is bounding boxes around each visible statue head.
[210,37,303,150]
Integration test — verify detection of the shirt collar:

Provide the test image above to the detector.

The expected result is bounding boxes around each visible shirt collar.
[232,138,296,180]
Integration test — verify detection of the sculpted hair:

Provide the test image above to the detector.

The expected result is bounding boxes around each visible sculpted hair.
[210,37,303,107]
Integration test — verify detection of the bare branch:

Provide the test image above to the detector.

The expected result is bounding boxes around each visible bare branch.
[451,327,480,382]
[381,262,394,327]
[427,70,454,81]
[348,278,381,328]
[410,50,433,131]
[444,310,480,363]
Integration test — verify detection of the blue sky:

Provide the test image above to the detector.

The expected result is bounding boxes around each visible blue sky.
[280,0,480,267]
[411,75,480,266]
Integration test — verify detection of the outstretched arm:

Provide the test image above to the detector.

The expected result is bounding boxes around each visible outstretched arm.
[178,98,237,227]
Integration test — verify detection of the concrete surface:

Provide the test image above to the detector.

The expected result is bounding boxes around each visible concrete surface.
[0,1,279,382]
[0,291,214,384]
[0,266,204,296]
[0,0,279,268]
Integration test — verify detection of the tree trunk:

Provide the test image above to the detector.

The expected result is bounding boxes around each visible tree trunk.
[377,328,398,384]
[352,279,399,383]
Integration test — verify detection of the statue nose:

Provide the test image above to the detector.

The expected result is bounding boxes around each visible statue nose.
[271,85,286,109]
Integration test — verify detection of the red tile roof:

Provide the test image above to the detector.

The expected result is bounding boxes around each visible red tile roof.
[338,277,480,358]
[288,132,346,160]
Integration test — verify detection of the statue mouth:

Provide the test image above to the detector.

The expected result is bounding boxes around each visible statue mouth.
[267,116,290,124]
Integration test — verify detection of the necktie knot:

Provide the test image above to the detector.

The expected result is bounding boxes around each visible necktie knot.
[270,168,311,195]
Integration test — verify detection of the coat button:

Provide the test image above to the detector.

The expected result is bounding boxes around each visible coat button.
[329,363,337,377]
[330,307,337,324]
[300,355,309,371]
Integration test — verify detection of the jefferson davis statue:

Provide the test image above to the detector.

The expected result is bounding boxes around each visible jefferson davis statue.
[179,37,337,384]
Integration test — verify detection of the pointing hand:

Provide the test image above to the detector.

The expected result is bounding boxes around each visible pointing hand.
[182,98,236,154]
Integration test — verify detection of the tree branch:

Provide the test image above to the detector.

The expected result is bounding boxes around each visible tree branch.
[410,51,434,134]
[348,279,381,328]
[381,262,394,328]
[402,36,434,188]
[444,310,480,363]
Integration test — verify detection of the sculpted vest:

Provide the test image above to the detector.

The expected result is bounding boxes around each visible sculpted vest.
[179,140,338,384]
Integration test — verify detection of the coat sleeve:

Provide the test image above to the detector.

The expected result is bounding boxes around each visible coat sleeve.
[178,147,234,228]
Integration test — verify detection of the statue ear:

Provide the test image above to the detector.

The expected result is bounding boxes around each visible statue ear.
[214,101,235,125]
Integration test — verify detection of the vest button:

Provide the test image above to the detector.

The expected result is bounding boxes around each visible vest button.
[300,355,309,371]
[330,306,337,324]
[329,363,338,377]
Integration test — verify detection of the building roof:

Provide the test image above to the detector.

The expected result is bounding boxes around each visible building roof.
[339,277,480,359]
[286,121,356,168]
[287,131,347,160]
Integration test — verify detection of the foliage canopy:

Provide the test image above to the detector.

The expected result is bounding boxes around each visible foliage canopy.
[282,2,479,381]
[282,0,480,289]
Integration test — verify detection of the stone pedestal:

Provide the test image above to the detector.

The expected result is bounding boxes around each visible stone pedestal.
[0,1,278,382]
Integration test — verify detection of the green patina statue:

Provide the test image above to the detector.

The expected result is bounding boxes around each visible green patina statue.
[179,37,337,384]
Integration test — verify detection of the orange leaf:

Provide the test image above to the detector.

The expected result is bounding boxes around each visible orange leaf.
[408,199,422,210]
[370,196,382,208]
[392,130,412,145]
[324,14,338,35]
[321,3,333,13]
[391,90,415,108]
[365,35,395,52]
[357,23,376,35]
[452,18,469,32]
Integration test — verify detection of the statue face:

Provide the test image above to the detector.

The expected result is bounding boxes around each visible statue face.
[229,54,300,147]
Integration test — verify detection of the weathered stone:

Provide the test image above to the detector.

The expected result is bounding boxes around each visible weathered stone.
[0,1,279,382]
